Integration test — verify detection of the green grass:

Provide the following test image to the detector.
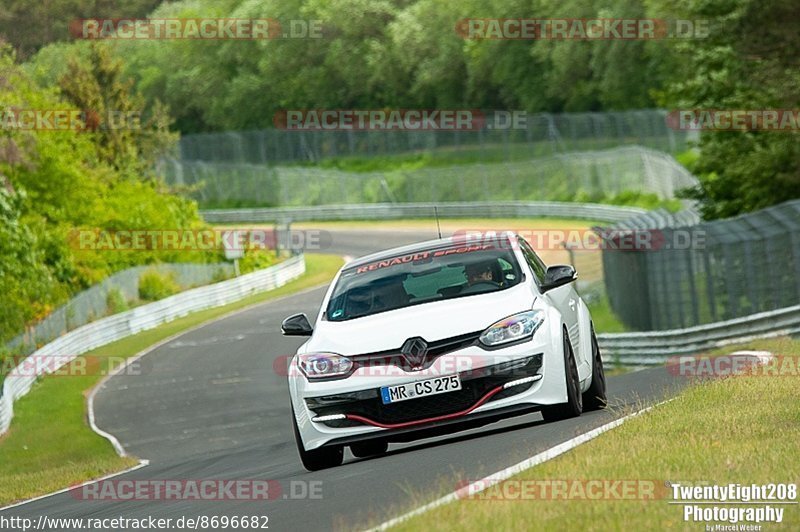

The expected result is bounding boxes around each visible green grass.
[0,254,343,506]
[190,141,691,210]
[586,291,628,333]
[379,336,800,531]
[293,135,687,172]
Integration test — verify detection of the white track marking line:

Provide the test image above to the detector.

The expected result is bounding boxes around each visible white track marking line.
[369,351,774,530]
[0,281,333,513]
[0,460,149,512]
[88,281,331,457]
[367,402,669,531]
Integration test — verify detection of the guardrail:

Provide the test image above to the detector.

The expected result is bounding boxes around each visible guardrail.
[6,262,236,355]
[0,255,306,436]
[598,304,800,366]
[202,201,647,224]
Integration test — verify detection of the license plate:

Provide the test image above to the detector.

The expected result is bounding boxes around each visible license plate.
[380,375,461,404]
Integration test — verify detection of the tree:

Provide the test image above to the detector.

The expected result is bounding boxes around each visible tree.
[0,44,213,342]
[58,43,178,177]
[0,0,165,59]
[652,0,800,218]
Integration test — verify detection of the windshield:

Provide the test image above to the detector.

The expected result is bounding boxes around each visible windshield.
[325,240,523,321]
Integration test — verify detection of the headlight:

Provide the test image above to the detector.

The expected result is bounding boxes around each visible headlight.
[297,352,353,379]
[479,310,545,347]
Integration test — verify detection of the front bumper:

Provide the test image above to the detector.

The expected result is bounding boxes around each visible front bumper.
[307,355,542,429]
[289,334,569,450]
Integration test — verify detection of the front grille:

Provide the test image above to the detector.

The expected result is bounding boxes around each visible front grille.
[349,331,482,372]
[307,354,542,428]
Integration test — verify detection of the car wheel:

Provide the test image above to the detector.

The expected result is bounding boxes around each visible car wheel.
[541,330,583,422]
[350,440,389,458]
[582,325,607,410]
[291,406,344,471]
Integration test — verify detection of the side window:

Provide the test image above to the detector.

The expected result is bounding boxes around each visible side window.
[519,238,547,284]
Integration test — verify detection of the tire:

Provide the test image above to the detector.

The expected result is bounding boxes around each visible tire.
[350,440,389,458]
[541,330,583,422]
[582,325,607,411]
[291,406,344,471]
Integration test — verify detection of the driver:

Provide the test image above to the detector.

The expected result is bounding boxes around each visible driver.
[464,260,496,286]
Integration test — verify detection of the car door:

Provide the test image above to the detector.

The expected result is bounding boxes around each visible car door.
[518,238,586,373]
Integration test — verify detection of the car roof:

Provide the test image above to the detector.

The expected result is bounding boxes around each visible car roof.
[343,232,517,271]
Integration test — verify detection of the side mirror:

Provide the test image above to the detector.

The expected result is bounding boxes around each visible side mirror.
[281,313,313,336]
[541,265,577,293]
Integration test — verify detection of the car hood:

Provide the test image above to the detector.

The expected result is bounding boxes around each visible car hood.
[304,284,534,355]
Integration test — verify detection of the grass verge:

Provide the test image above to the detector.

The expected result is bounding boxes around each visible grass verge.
[586,291,627,334]
[0,254,343,506]
[386,336,800,531]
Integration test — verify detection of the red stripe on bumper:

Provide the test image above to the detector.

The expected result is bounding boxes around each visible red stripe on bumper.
[344,385,505,429]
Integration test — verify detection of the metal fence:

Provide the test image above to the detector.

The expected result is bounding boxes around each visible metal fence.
[6,262,235,355]
[601,199,800,330]
[164,146,697,207]
[0,255,306,436]
[176,109,689,165]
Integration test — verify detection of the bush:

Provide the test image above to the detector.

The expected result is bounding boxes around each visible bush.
[105,288,130,314]
[0,46,216,343]
[238,249,279,275]
[212,266,232,283]
[138,270,180,301]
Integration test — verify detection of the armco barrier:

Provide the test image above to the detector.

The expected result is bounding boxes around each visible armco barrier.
[598,304,800,366]
[0,255,305,436]
[6,262,236,355]
[202,201,647,224]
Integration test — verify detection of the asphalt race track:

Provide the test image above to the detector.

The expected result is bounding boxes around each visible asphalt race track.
[0,230,690,531]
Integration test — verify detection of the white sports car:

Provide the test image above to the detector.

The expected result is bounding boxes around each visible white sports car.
[282,232,606,471]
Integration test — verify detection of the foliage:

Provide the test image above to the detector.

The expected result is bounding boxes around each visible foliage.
[6,1,800,220]
[650,0,800,218]
[238,248,279,275]
[0,0,163,58]
[138,270,180,301]
[105,288,130,314]
[0,45,215,343]
[57,44,178,176]
[18,0,667,133]
[0,184,63,338]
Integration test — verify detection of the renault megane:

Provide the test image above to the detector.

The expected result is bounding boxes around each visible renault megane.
[282,232,606,471]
